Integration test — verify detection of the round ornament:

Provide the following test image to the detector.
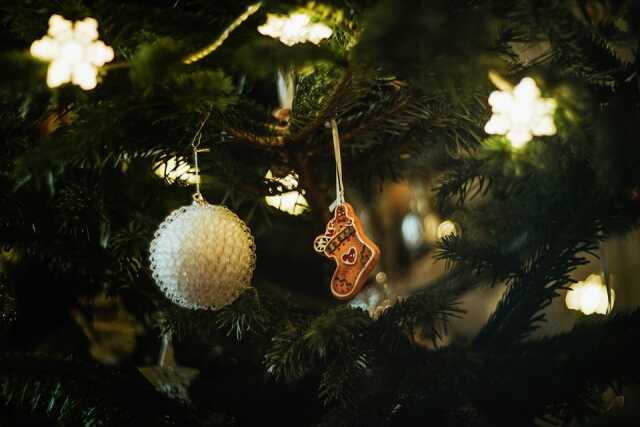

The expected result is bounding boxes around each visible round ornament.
[149,201,256,310]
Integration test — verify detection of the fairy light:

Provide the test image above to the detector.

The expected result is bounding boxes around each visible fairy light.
[30,15,114,90]
[154,157,200,185]
[401,213,424,250]
[375,272,388,285]
[265,170,309,215]
[484,77,557,148]
[565,274,615,315]
[258,12,332,46]
[436,220,460,240]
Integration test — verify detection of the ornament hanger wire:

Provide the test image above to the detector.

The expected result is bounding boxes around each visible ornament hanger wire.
[191,113,211,204]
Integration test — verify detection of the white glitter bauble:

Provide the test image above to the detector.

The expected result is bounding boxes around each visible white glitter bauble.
[149,202,256,310]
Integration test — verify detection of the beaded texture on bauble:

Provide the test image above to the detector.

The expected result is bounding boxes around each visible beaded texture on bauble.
[149,202,256,310]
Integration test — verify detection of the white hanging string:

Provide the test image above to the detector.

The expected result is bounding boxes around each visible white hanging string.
[276,68,295,111]
[599,240,613,312]
[329,119,345,212]
[158,332,175,368]
[192,133,203,194]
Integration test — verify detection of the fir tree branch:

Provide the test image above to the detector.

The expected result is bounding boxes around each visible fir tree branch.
[475,310,640,425]
[0,353,198,426]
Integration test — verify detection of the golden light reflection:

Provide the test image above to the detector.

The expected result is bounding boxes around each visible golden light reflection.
[154,157,200,185]
[265,170,309,215]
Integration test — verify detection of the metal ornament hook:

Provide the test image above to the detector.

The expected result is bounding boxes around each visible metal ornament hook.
[190,114,211,203]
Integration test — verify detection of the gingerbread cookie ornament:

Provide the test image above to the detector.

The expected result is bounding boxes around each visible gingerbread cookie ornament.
[313,120,380,300]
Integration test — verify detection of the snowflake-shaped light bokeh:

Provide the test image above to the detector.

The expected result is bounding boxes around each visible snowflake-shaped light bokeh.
[484,77,557,148]
[30,14,114,90]
[258,12,332,46]
[565,274,615,316]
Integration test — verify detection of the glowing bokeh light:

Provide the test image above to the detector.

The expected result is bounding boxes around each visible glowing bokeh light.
[258,12,332,46]
[484,77,556,148]
[436,220,460,240]
[566,274,614,315]
[154,157,200,185]
[401,213,424,250]
[265,170,309,215]
[30,15,114,90]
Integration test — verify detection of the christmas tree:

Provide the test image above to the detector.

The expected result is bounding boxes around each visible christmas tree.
[1,0,640,426]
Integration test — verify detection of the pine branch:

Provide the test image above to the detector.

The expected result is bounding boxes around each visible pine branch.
[473,237,596,349]
[496,0,634,89]
[264,306,371,381]
[163,288,274,342]
[0,353,199,427]
[378,267,476,346]
[476,310,640,425]
[319,349,370,408]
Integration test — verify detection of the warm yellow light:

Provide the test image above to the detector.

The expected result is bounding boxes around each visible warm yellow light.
[484,77,556,148]
[421,214,440,242]
[154,157,200,185]
[436,220,460,240]
[30,15,114,90]
[265,170,309,215]
[565,274,614,315]
[258,12,332,46]
[375,272,388,285]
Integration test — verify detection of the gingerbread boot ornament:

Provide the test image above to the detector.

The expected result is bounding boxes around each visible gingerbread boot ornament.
[314,203,380,300]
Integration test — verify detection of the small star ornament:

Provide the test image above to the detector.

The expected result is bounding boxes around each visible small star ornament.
[484,77,557,148]
[258,12,332,46]
[139,334,199,402]
[30,14,114,90]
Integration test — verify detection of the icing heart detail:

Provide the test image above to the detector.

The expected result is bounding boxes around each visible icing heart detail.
[342,247,357,265]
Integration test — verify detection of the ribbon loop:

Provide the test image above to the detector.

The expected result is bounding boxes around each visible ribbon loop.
[329,119,345,212]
